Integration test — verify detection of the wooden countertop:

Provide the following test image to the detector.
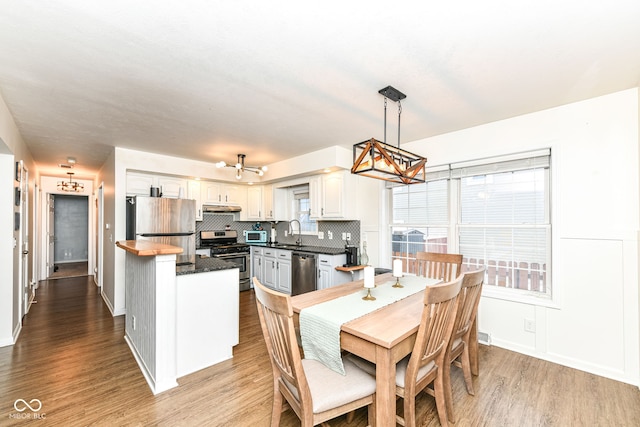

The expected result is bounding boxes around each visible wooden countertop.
[335,265,366,272]
[116,240,184,256]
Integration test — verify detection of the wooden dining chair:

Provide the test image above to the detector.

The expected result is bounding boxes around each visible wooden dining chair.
[443,268,485,423]
[346,275,462,427]
[253,278,376,427]
[415,252,463,282]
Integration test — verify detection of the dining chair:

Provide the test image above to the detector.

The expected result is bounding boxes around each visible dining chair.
[415,252,463,282]
[346,275,462,427]
[443,268,485,423]
[253,278,376,427]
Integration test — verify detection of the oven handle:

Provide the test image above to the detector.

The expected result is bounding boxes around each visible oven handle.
[213,253,250,259]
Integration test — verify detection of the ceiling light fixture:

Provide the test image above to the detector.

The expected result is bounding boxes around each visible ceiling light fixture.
[216,154,267,180]
[351,86,426,185]
[57,172,84,192]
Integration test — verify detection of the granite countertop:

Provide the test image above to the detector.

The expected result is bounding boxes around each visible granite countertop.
[176,255,238,276]
[249,243,347,256]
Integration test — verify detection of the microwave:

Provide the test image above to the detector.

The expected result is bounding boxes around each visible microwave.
[244,229,268,244]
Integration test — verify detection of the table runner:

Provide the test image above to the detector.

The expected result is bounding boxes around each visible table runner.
[299,275,441,375]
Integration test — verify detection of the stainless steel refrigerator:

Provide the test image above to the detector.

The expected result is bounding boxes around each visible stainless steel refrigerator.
[126,196,196,267]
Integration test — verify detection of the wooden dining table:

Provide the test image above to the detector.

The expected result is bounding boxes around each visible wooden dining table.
[291,273,438,427]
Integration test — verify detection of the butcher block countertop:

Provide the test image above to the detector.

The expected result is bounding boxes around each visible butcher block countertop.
[116,240,184,256]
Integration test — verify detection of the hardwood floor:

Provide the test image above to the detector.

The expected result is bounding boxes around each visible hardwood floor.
[1,276,639,426]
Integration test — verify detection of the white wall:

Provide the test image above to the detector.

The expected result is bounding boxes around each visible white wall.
[0,93,37,347]
[401,88,640,385]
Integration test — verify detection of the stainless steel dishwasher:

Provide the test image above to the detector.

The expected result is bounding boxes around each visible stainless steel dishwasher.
[291,252,317,295]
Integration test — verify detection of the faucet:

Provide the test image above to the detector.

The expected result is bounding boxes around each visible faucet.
[289,219,302,246]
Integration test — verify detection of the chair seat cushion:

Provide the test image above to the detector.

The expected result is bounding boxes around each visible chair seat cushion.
[300,358,377,413]
[345,353,436,388]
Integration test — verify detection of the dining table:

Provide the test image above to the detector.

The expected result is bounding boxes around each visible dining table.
[291,272,442,427]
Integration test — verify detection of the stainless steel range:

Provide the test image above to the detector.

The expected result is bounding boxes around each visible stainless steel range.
[200,230,251,291]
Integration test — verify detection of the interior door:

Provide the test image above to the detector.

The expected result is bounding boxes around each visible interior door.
[47,194,55,277]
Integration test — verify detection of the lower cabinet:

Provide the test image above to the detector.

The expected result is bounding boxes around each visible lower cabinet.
[317,253,348,290]
[262,248,291,294]
[251,246,264,285]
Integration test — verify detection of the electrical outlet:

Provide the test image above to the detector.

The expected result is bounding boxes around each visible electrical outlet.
[318,231,324,239]
[346,233,351,241]
[327,231,333,239]
[132,315,137,331]
[524,318,535,332]
[342,232,347,240]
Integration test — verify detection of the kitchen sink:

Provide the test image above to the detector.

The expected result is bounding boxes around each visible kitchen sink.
[273,244,307,250]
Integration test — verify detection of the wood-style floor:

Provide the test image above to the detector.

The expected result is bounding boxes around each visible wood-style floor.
[1,276,639,426]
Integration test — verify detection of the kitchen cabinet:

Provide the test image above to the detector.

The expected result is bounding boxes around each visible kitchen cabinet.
[126,172,187,199]
[188,180,202,221]
[261,248,291,294]
[309,171,356,220]
[317,253,348,290]
[201,182,244,205]
[246,186,263,221]
[251,246,264,283]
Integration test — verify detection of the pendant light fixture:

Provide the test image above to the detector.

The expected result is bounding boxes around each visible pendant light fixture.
[351,86,426,185]
[216,154,268,180]
[57,172,84,192]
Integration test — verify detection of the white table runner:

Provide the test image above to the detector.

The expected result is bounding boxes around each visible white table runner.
[299,275,441,375]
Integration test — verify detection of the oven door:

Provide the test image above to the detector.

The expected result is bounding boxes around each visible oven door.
[213,252,250,291]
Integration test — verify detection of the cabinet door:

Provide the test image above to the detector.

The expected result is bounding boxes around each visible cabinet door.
[317,265,331,290]
[263,185,274,220]
[202,182,223,204]
[188,180,202,221]
[263,255,277,290]
[157,176,187,198]
[127,173,155,196]
[224,184,243,205]
[246,186,264,220]
[321,173,344,218]
[251,254,263,283]
[309,176,322,219]
[277,259,292,294]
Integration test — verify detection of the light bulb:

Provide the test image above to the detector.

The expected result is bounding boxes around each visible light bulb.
[261,166,268,172]
[235,163,242,169]
[215,161,226,168]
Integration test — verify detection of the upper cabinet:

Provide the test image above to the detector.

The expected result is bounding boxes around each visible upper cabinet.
[126,172,187,198]
[246,186,263,221]
[188,180,202,221]
[309,171,356,220]
[246,185,287,221]
[202,182,243,205]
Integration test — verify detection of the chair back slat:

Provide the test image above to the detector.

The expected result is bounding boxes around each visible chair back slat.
[452,268,485,342]
[416,252,463,282]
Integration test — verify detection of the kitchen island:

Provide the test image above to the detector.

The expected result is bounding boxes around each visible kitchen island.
[116,240,239,394]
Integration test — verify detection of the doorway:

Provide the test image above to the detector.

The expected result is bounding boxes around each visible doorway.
[48,194,89,279]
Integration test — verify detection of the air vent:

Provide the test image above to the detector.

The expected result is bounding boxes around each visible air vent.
[478,331,491,346]
[58,163,73,169]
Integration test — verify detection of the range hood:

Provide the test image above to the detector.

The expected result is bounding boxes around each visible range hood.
[202,205,242,213]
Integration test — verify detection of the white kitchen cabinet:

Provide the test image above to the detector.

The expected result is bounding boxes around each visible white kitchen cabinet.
[263,185,274,220]
[126,172,187,198]
[157,176,188,198]
[317,253,348,290]
[188,180,202,221]
[260,248,291,294]
[309,171,355,220]
[246,186,264,221]
[276,250,292,294]
[262,248,278,290]
[250,246,264,284]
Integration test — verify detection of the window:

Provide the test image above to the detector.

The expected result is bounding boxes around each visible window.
[391,179,450,274]
[291,185,317,233]
[390,150,551,300]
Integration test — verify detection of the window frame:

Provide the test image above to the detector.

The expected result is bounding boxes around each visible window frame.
[388,149,555,307]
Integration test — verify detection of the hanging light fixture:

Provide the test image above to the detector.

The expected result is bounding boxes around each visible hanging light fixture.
[57,172,84,192]
[351,86,426,185]
[216,154,268,180]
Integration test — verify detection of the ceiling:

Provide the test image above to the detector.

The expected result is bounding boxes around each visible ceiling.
[1,1,639,180]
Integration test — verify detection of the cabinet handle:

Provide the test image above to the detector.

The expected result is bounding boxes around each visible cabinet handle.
[321,208,324,215]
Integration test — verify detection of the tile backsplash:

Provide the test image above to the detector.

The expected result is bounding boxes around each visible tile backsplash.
[195,213,360,249]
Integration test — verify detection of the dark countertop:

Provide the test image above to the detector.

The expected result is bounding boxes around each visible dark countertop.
[176,255,238,276]
[248,243,347,256]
